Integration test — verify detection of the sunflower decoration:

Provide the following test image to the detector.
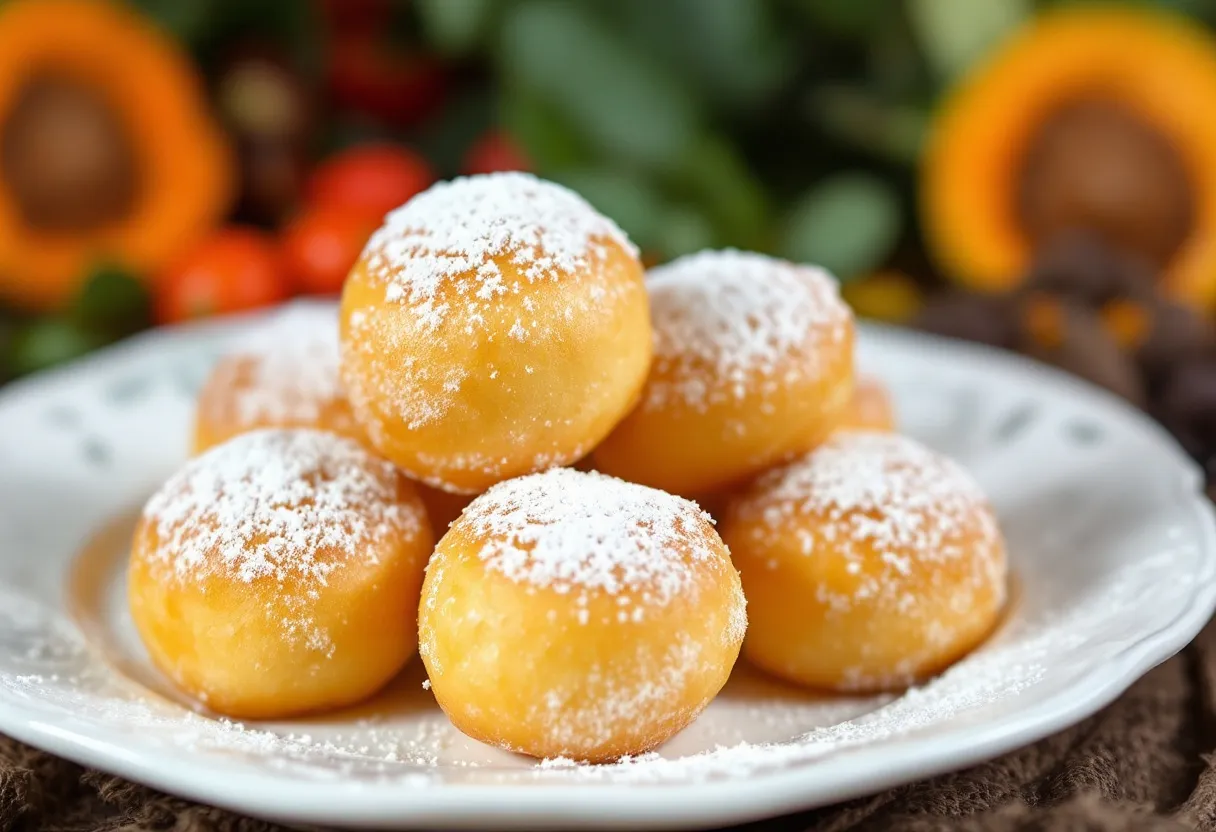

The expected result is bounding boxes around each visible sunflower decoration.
[922,5,1216,310]
[0,0,233,312]
[917,5,1216,459]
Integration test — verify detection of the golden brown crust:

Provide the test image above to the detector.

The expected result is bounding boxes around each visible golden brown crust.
[418,468,746,761]
[341,237,651,493]
[838,376,897,433]
[192,352,364,455]
[593,250,855,497]
[129,429,434,718]
[721,432,1006,692]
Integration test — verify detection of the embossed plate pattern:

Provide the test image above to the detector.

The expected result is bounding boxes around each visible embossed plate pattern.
[0,309,1212,829]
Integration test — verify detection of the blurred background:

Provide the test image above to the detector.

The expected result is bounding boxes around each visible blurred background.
[4,0,1216,480]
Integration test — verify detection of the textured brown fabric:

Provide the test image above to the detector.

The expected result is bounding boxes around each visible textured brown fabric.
[4,623,1216,831]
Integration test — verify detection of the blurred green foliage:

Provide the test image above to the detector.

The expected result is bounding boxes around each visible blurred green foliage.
[8,319,107,378]
[4,265,150,379]
[406,0,960,272]
[449,0,925,271]
[7,0,1216,381]
[115,0,1216,283]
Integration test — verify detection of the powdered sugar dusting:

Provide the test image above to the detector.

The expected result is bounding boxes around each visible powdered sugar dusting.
[341,175,647,466]
[736,431,996,559]
[729,430,1006,690]
[142,429,418,587]
[421,468,744,758]
[199,304,349,430]
[644,249,851,412]
[459,468,728,607]
[3,304,1210,808]
[4,537,1197,787]
[362,172,635,332]
[139,429,423,653]
[515,632,718,758]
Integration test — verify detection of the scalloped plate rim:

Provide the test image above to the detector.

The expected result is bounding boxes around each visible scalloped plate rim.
[0,315,1209,830]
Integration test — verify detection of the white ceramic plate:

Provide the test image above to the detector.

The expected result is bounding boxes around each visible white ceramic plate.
[0,309,1212,830]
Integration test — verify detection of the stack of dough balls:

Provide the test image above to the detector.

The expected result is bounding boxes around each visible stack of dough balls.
[190,302,362,454]
[339,172,651,493]
[128,170,1008,763]
[189,302,472,529]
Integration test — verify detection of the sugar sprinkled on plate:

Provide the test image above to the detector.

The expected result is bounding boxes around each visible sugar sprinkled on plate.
[644,249,850,412]
[3,546,1179,784]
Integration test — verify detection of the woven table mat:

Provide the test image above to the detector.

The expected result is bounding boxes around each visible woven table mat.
[4,621,1216,832]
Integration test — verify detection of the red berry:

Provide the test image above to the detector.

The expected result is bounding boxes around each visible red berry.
[463,130,531,176]
[308,144,434,219]
[281,206,378,296]
[318,0,391,33]
[156,227,289,324]
[327,33,447,126]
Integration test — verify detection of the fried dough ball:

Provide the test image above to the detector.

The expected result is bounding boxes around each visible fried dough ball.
[340,172,651,494]
[192,306,472,535]
[129,429,433,718]
[592,250,854,497]
[720,431,1006,692]
[419,468,746,762]
[193,304,362,454]
[840,375,897,432]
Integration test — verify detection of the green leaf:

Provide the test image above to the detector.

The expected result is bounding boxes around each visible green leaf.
[0,317,13,384]
[193,0,324,80]
[795,0,888,36]
[657,205,716,260]
[779,172,902,280]
[552,169,665,252]
[9,319,105,378]
[71,264,151,337]
[500,86,590,174]
[907,0,1029,80]
[868,10,933,99]
[125,0,213,44]
[670,135,769,249]
[616,0,793,108]
[409,88,496,177]
[498,2,699,169]
[1129,0,1216,26]
[416,0,496,55]
[808,85,929,164]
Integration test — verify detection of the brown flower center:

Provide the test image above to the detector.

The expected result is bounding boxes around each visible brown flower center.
[1018,98,1194,269]
[1,74,139,232]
